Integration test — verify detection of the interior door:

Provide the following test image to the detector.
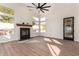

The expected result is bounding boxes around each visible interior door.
[63,17,74,41]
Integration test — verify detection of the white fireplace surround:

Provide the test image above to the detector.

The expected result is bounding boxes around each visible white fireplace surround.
[16,25,32,40]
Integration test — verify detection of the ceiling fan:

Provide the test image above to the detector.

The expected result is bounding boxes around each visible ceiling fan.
[26,3,51,13]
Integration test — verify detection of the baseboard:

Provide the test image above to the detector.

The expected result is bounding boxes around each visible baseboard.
[30,35,43,38]
[0,40,18,44]
[41,36,63,40]
[42,36,79,42]
[31,35,63,40]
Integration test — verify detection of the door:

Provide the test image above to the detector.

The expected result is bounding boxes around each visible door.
[63,17,74,41]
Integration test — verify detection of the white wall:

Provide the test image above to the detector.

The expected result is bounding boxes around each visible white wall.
[42,3,76,40]
[28,3,79,42]
[74,4,79,41]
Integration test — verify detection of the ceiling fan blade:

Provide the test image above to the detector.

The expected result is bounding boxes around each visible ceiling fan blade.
[42,8,49,11]
[26,6,35,8]
[42,6,51,8]
[41,3,47,7]
[38,3,40,7]
[40,9,44,13]
[32,3,37,7]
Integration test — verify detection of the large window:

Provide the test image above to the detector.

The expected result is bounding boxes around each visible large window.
[0,5,14,40]
[40,17,46,32]
[32,17,46,33]
[0,5,14,15]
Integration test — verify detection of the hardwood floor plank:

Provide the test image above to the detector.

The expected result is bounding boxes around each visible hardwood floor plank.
[0,37,79,56]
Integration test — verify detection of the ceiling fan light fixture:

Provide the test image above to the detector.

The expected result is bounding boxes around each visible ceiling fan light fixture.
[27,3,51,13]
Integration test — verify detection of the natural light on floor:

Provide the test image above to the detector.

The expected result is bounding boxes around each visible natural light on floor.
[52,39,63,45]
[47,43,61,56]
[44,38,62,56]
[44,38,52,42]
[44,38,63,45]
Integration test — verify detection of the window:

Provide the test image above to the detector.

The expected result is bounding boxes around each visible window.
[32,17,46,33]
[0,15,13,23]
[32,17,39,32]
[0,5,14,15]
[0,5,14,40]
[0,5,14,23]
[40,17,46,32]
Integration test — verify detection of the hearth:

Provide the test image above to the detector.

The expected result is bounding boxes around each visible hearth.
[20,28,30,40]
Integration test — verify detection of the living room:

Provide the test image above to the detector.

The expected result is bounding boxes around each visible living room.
[0,3,79,56]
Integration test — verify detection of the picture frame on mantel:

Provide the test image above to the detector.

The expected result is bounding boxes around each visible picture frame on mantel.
[63,16,74,41]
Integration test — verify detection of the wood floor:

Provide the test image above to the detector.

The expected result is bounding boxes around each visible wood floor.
[0,37,79,56]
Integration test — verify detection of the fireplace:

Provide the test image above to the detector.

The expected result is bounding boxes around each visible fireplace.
[20,28,30,40]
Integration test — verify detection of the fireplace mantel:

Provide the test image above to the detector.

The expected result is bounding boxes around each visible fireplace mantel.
[16,24,32,40]
[16,24,32,27]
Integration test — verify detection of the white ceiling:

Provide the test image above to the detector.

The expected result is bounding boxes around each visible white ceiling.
[23,3,53,17]
[0,3,53,17]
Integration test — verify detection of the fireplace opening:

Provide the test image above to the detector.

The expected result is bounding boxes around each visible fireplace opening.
[20,28,30,40]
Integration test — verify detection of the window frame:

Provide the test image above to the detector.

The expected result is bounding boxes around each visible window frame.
[33,17,46,33]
